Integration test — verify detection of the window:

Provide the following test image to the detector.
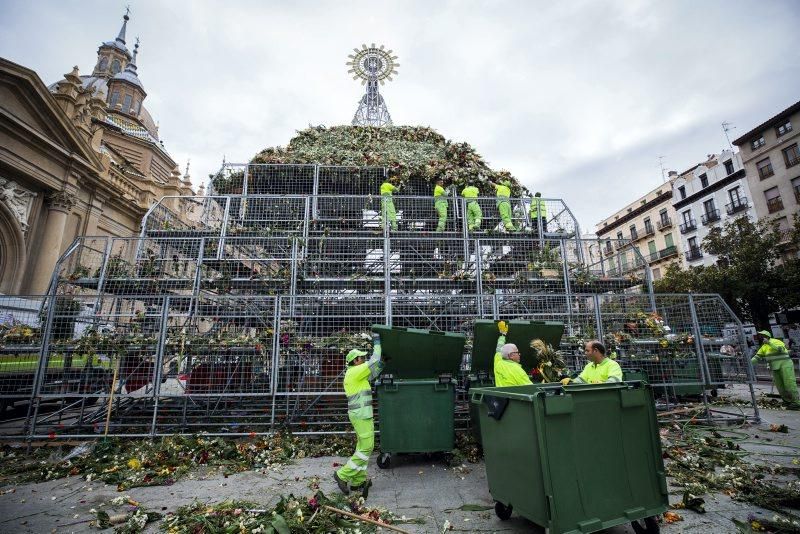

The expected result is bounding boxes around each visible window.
[643,217,653,234]
[765,187,783,213]
[111,59,121,74]
[688,237,698,251]
[783,143,800,168]
[751,136,765,150]
[792,177,800,203]
[647,240,657,255]
[616,231,623,240]
[703,198,716,214]
[776,121,793,137]
[724,160,735,175]
[629,224,638,239]
[652,267,661,280]
[682,210,692,224]
[729,186,741,203]
[664,233,674,248]
[659,209,669,225]
[699,173,708,188]
[678,186,686,199]
[122,94,133,112]
[98,56,108,71]
[756,158,774,179]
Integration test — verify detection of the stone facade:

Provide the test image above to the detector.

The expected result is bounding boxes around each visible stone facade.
[596,179,683,281]
[0,11,196,294]
[733,100,800,253]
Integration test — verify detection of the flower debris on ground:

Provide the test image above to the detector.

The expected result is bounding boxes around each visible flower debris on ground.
[0,433,353,490]
[162,491,399,534]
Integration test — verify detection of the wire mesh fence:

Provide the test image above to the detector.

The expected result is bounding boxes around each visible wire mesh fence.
[0,292,756,437]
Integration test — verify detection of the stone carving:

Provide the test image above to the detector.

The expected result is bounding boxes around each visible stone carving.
[46,190,77,212]
[0,177,37,232]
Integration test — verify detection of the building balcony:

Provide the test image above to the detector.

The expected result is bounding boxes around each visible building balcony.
[701,209,721,225]
[685,247,703,261]
[725,198,749,215]
[614,240,626,250]
[642,225,655,237]
[648,246,678,263]
[767,197,784,214]
[656,218,672,231]
[603,246,614,256]
[629,229,640,241]
[679,219,697,234]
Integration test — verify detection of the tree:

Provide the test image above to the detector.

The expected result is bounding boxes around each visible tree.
[655,217,799,329]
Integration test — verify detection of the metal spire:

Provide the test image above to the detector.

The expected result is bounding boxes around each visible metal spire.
[116,7,131,45]
[347,44,399,127]
[125,37,140,72]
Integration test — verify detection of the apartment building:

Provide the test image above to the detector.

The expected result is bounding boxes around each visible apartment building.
[672,151,755,267]
[596,180,682,280]
[733,100,800,247]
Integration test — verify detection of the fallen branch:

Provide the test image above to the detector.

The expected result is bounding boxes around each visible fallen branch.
[322,505,411,534]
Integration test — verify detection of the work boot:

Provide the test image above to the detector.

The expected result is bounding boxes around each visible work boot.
[333,472,350,495]
[359,479,373,499]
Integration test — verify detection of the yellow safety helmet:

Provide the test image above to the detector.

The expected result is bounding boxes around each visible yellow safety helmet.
[346,349,368,364]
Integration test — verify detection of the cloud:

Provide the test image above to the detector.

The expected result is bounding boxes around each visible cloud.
[1,0,798,230]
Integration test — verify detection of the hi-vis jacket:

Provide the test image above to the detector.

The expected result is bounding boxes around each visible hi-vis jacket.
[752,338,790,370]
[492,335,533,387]
[344,346,384,419]
[574,357,623,384]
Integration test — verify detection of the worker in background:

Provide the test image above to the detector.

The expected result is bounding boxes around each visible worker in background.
[493,321,533,386]
[380,175,399,231]
[433,179,448,232]
[561,340,622,385]
[751,330,800,410]
[491,179,516,232]
[461,184,482,231]
[530,192,548,234]
[334,332,384,497]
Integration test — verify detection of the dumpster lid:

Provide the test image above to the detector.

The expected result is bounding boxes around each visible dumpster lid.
[371,324,466,379]
[471,320,565,375]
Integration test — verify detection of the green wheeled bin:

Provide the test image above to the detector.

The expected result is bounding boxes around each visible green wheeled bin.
[471,382,667,534]
[468,320,565,444]
[371,325,466,469]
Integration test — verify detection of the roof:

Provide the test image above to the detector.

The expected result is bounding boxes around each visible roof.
[112,69,145,91]
[733,99,800,146]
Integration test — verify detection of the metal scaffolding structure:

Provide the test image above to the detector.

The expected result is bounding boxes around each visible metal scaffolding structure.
[0,164,759,438]
[347,44,398,127]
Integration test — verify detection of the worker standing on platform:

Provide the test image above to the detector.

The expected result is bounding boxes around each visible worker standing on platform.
[434,179,448,232]
[461,184,482,231]
[334,332,384,497]
[380,176,399,231]
[530,192,548,234]
[561,340,622,385]
[491,179,516,232]
[493,321,532,386]
[752,330,800,410]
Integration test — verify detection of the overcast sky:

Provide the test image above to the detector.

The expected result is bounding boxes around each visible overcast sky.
[1,0,798,231]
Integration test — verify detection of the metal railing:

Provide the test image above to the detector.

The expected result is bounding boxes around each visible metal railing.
[767,197,784,213]
[725,198,749,215]
[701,209,721,225]
[685,247,703,261]
[0,292,758,438]
[656,218,672,231]
[680,219,697,234]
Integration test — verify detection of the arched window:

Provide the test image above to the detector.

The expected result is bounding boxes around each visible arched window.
[109,91,120,108]
[122,94,133,112]
[111,59,121,74]
[98,57,108,72]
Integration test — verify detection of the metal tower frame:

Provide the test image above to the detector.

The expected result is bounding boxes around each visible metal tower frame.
[348,44,398,127]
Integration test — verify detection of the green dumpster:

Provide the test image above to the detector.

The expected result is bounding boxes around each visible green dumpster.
[469,320,565,443]
[372,325,466,468]
[471,382,668,533]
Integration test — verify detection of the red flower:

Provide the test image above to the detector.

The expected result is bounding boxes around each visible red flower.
[48,432,56,439]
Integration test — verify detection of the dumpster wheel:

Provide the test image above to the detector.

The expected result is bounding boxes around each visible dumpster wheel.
[630,516,660,533]
[377,452,391,469]
[494,501,513,520]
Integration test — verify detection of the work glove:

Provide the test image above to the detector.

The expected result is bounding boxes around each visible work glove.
[497,321,508,335]
[372,332,381,345]
[560,377,571,386]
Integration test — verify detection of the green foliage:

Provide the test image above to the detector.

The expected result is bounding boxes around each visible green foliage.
[244,125,528,195]
[654,217,800,328]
